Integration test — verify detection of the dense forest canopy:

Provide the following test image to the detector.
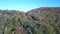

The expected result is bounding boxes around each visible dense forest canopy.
[0,7,60,34]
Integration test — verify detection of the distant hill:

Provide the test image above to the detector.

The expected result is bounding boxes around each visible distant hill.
[27,7,60,14]
[26,7,60,34]
[0,7,60,34]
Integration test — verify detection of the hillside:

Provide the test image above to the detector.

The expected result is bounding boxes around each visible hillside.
[0,7,60,34]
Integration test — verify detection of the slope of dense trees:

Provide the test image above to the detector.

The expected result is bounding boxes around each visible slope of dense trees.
[0,7,60,34]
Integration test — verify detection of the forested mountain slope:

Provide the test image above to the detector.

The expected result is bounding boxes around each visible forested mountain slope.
[0,7,60,34]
